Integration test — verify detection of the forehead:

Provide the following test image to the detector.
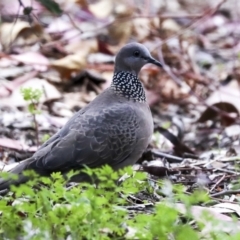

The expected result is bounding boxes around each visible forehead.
[121,44,149,55]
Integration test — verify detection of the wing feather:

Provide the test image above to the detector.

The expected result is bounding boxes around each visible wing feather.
[28,104,139,173]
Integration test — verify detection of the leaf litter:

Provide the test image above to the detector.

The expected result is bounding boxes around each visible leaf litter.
[1,0,240,237]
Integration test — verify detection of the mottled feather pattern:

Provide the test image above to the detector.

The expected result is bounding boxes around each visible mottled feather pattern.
[29,104,139,173]
[111,71,146,102]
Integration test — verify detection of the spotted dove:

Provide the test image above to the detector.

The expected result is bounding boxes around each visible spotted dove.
[0,42,162,190]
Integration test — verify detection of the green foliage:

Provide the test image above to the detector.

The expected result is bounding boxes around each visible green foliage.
[162,121,171,129]
[21,87,42,102]
[0,167,239,240]
[20,87,43,115]
[41,134,51,143]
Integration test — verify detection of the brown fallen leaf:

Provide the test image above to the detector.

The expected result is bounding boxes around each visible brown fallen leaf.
[10,52,49,71]
[51,39,98,79]
[142,160,172,177]
[0,22,29,48]
[0,21,43,49]
[198,81,240,126]
[198,102,239,126]
[206,81,240,111]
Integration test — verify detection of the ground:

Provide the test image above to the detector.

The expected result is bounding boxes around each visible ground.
[0,0,240,239]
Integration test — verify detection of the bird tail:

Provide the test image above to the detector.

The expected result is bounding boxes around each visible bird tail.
[0,158,31,191]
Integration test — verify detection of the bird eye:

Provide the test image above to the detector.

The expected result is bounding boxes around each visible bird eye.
[133,51,140,57]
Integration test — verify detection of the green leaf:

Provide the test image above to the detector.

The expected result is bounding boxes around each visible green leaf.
[36,0,62,15]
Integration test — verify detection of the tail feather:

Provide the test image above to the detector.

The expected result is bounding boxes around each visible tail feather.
[0,158,31,191]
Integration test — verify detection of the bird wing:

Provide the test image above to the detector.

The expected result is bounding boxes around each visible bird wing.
[29,104,139,173]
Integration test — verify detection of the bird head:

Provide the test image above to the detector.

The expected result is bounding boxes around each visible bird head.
[114,43,162,75]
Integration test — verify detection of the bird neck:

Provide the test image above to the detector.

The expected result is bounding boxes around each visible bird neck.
[111,71,146,102]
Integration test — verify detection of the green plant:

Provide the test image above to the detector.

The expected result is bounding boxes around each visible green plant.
[0,167,239,240]
[21,87,43,146]
[41,134,51,143]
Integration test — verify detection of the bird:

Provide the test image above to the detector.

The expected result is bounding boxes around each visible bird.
[0,42,162,190]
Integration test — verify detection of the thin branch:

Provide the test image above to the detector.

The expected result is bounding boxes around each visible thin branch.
[211,189,240,198]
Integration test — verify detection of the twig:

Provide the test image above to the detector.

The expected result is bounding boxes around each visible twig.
[157,45,183,88]
[214,168,240,176]
[65,13,83,34]
[211,197,239,203]
[31,100,40,147]
[211,189,240,198]
[151,150,184,163]
[218,156,240,162]
[124,203,154,210]
[210,174,226,193]
[152,0,227,49]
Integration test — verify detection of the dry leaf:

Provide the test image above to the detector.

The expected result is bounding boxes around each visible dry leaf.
[0,21,30,48]
[162,19,181,32]
[0,71,38,98]
[0,78,61,107]
[142,160,171,177]
[0,138,37,152]
[197,102,239,126]
[11,52,49,71]
[207,81,240,111]
[51,39,98,79]
[198,81,240,125]
[89,0,113,18]
[132,18,152,41]
[107,3,133,44]
[213,203,240,217]
[0,21,43,48]
[0,66,31,79]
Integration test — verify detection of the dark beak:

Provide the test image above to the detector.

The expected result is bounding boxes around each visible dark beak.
[147,57,162,68]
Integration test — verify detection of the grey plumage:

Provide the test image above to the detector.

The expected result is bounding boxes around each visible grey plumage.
[0,42,162,190]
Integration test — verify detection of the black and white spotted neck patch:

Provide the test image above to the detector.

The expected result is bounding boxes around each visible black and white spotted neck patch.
[111,71,146,102]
